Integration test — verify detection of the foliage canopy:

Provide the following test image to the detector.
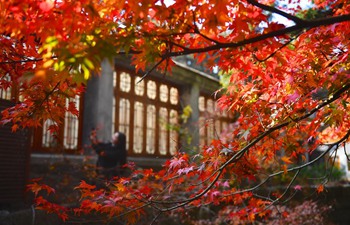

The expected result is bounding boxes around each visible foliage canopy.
[1,0,350,224]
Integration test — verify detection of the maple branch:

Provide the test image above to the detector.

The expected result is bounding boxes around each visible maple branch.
[247,0,305,25]
[0,58,43,65]
[221,82,350,170]
[268,169,300,204]
[192,12,222,45]
[326,149,339,182]
[138,58,165,83]
[116,49,143,55]
[157,169,223,212]
[150,212,162,225]
[109,202,153,222]
[163,14,350,58]
[252,34,300,62]
[248,170,301,219]
[166,41,190,51]
[223,129,350,200]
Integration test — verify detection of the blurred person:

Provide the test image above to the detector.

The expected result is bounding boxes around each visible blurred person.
[90,129,127,179]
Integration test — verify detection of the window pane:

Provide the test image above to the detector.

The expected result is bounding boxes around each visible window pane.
[215,101,221,116]
[119,98,130,150]
[113,71,117,88]
[42,120,57,148]
[63,97,80,149]
[120,72,131,92]
[222,121,228,131]
[159,84,168,102]
[159,107,168,155]
[146,105,156,154]
[207,99,214,114]
[0,74,12,100]
[133,101,144,154]
[199,117,206,146]
[134,76,145,96]
[147,80,157,99]
[207,118,214,144]
[169,110,178,155]
[215,120,221,134]
[199,96,205,112]
[170,87,178,105]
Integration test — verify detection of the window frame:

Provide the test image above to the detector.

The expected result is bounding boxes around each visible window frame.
[114,68,181,157]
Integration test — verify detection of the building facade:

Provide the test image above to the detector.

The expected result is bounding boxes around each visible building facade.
[1,57,232,168]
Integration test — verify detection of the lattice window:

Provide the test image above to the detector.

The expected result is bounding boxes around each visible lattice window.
[133,101,144,154]
[42,120,57,148]
[170,87,178,105]
[135,76,145,96]
[0,74,12,100]
[159,107,168,155]
[146,105,156,154]
[63,97,80,149]
[119,98,130,150]
[120,72,131,92]
[199,95,233,146]
[160,84,168,102]
[147,80,157,99]
[169,110,178,155]
[114,70,180,157]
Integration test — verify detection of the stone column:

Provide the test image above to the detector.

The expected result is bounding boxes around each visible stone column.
[82,59,114,152]
[180,82,200,152]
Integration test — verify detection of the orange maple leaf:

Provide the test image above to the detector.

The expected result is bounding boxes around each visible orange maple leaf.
[281,156,293,164]
[75,180,96,190]
[317,184,324,193]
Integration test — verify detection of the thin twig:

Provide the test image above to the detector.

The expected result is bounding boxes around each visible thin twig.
[138,58,165,83]
[150,212,162,225]
[253,34,300,62]
[247,0,305,24]
[222,129,350,198]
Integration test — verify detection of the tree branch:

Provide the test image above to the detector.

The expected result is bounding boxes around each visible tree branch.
[138,58,165,83]
[163,14,350,58]
[146,83,349,211]
[223,128,350,199]
[247,0,305,25]
[252,33,300,62]
[220,82,350,170]
[0,58,43,65]
[158,170,223,212]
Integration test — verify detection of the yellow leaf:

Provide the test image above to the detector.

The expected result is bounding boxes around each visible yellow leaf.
[281,156,293,164]
[43,59,54,68]
[82,65,90,80]
[54,61,65,71]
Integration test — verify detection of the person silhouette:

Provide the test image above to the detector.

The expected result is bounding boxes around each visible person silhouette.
[90,130,127,179]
